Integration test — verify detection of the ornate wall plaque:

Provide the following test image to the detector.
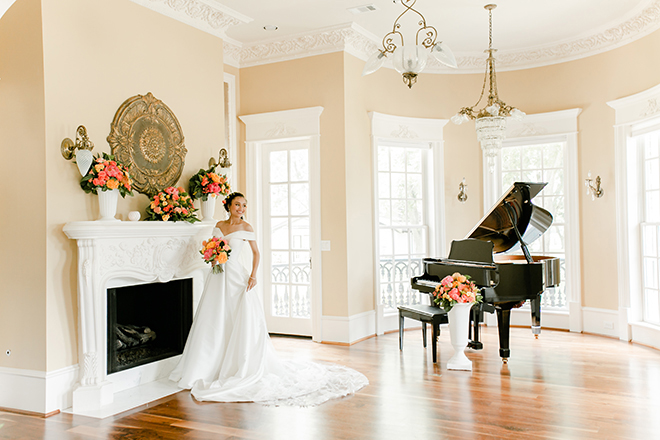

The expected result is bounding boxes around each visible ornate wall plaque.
[107,92,186,196]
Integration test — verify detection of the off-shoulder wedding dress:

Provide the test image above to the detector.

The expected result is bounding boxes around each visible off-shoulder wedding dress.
[169,229,368,406]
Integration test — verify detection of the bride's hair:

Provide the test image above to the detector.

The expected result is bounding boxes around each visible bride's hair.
[223,192,246,213]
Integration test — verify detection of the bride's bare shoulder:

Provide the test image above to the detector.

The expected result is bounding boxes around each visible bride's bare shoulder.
[241,221,254,233]
[214,220,228,234]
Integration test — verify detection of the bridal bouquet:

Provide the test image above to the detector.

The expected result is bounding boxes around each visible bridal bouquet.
[432,272,482,312]
[188,167,231,201]
[201,237,231,273]
[145,186,199,223]
[80,152,133,197]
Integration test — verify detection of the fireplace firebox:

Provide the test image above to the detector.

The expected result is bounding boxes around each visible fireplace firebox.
[107,278,193,374]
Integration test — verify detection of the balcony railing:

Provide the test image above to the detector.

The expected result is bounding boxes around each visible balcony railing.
[379,258,423,309]
[271,262,311,318]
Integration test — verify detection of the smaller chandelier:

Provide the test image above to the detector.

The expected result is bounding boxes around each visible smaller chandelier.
[362,0,457,88]
[451,4,525,172]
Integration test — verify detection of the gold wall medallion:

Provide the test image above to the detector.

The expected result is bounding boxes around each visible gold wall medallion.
[107,92,186,197]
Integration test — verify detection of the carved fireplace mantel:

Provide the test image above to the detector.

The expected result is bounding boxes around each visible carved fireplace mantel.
[63,221,214,411]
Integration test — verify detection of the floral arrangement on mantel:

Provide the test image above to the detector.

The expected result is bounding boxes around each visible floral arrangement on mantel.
[188,166,231,201]
[200,236,232,274]
[432,272,483,312]
[80,152,133,198]
[145,186,199,223]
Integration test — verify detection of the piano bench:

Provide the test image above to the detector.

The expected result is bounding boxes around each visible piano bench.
[397,305,448,363]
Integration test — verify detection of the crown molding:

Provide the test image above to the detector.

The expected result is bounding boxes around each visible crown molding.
[455,0,660,73]
[224,23,378,69]
[131,0,660,73]
[129,0,250,44]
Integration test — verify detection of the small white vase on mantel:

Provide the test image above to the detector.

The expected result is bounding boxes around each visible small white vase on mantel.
[200,195,217,223]
[446,302,473,371]
[96,188,120,221]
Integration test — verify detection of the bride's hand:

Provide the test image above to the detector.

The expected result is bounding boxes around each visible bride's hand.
[247,276,257,291]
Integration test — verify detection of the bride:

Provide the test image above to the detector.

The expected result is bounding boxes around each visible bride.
[170,192,368,406]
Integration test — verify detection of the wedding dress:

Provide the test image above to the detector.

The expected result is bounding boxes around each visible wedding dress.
[169,229,368,406]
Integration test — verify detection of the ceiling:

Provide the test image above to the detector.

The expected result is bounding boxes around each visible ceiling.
[205,0,659,71]
[3,0,656,72]
[218,0,646,51]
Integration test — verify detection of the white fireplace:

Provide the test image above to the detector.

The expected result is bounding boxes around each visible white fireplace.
[63,221,214,414]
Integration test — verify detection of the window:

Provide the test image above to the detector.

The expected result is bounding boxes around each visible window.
[376,143,429,310]
[636,129,660,324]
[500,142,567,308]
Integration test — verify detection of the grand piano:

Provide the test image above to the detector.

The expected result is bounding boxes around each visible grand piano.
[411,182,561,362]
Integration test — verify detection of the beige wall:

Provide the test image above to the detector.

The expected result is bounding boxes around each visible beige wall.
[0,0,47,371]
[239,28,660,318]
[0,0,225,372]
[343,53,376,315]
[3,0,660,376]
[239,52,350,317]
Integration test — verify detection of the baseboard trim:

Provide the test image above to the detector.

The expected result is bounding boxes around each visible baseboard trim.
[0,364,78,415]
[582,307,620,338]
[321,310,376,344]
[630,321,660,350]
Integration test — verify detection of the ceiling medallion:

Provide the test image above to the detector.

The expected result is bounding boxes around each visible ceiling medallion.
[107,92,187,197]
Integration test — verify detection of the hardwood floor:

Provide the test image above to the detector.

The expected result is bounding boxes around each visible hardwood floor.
[2,326,660,440]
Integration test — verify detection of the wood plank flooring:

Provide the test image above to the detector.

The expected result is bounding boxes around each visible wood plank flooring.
[2,326,660,440]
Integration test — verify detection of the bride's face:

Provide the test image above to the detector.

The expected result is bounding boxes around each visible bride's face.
[229,196,247,218]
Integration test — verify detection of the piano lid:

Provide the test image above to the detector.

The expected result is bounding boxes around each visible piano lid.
[465,182,553,254]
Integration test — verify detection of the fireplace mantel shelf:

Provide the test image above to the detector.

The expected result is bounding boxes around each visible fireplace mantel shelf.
[63,220,215,239]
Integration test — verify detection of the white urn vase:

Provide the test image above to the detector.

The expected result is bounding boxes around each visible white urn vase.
[446,302,473,371]
[96,188,120,221]
[200,196,217,223]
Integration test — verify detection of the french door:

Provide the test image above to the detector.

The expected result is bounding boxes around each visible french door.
[261,141,313,336]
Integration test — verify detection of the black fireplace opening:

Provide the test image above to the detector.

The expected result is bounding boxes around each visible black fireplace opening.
[107,278,193,375]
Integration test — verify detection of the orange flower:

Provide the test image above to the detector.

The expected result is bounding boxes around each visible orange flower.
[106,179,119,190]
[215,253,228,264]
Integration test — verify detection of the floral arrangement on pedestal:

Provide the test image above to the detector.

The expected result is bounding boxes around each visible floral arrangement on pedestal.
[432,272,483,312]
[200,237,232,273]
[188,166,231,201]
[145,186,199,223]
[80,152,133,197]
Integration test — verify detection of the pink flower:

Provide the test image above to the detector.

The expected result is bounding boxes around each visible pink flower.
[441,275,453,287]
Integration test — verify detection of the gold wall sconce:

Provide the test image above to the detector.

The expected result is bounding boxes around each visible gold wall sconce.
[585,171,604,200]
[209,148,232,169]
[458,178,468,203]
[62,125,95,176]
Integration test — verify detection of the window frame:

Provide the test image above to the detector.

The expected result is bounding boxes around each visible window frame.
[369,112,447,335]
[483,109,582,331]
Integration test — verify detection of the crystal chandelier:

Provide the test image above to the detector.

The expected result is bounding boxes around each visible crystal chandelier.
[451,4,525,172]
[362,0,457,88]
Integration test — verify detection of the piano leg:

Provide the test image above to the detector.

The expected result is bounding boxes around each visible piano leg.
[530,295,542,339]
[399,313,404,351]
[432,322,439,363]
[468,304,483,350]
[496,307,511,362]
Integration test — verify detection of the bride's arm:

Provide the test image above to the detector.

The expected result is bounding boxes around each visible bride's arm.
[247,240,260,291]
